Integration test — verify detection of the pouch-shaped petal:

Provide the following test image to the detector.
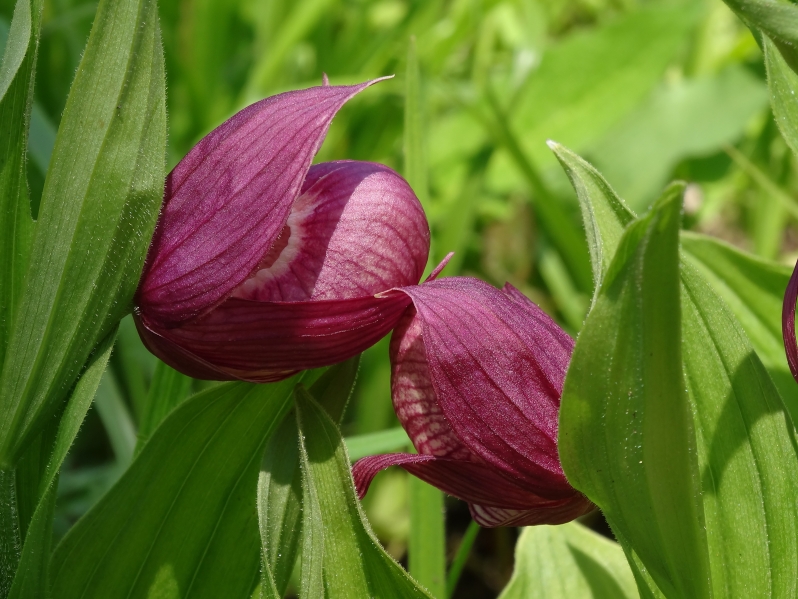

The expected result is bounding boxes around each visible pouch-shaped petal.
[139,80,387,325]
[136,292,412,382]
[135,160,429,381]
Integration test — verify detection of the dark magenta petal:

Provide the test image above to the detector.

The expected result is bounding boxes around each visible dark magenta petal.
[352,453,571,507]
[783,259,798,383]
[468,496,595,527]
[390,307,474,460]
[397,277,575,495]
[139,80,386,326]
[231,161,428,302]
[134,292,411,382]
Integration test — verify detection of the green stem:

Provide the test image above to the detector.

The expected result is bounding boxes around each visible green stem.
[408,477,446,598]
[446,520,479,598]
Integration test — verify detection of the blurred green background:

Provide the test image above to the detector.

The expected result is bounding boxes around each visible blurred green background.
[0,0,791,596]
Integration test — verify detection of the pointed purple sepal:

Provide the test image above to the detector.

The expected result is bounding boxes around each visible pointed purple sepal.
[139,80,391,326]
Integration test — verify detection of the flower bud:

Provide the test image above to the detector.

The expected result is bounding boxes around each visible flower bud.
[353,278,593,526]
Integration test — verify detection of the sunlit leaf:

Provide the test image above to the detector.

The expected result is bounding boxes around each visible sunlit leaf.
[498,523,638,599]
[556,146,798,597]
[560,185,711,598]
[294,387,432,598]
[258,358,359,597]
[51,372,322,599]
[0,0,166,464]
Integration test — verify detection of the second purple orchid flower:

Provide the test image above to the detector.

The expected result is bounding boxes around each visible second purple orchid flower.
[134,79,591,527]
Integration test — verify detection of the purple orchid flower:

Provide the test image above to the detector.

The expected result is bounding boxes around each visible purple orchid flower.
[352,277,594,527]
[134,79,429,382]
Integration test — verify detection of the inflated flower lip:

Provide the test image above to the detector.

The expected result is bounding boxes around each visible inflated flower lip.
[134,79,430,382]
[353,277,594,527]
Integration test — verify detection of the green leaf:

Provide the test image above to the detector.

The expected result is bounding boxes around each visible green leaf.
[679,259,798,596]
[258,358,359,597]
[134,360,192,454]
[490,1,703,180]
[93,370,137,467]
[680,232,798,418]
[8,326,116,599]
[445,520,479,598]
[0,0,166,465]
[497,523,638,599]
[294,387,432,599]
[764,34,798,158]
[51,373,319,599]
[0,0,40,372]
[559,185,712,598]
[556,147,798,596]
[722,0,798,63]
[547,141,634,301]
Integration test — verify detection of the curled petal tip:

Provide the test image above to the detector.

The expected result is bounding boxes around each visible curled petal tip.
[139,80,392,326]
[424,252,454,282]
[322,72,330,86]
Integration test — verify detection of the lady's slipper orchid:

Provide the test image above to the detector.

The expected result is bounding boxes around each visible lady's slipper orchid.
[134,80,429,381]
[352,277,594,527]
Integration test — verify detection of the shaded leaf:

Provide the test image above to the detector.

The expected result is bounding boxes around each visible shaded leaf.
[0,0,40,371]
[9,327,116,599]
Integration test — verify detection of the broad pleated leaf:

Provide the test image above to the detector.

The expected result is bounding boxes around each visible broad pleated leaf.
[294,387,432,598]
[555,144,798,597]
[681,232,798,418]
[51,371,322,599]
[0,0,40,368]
[0,0,166,464]
[764,34,798,158]
[134,360,193,454]
[9,327,115,599]
[498,523,638,599]
[548,142,634,301]
[559,185,711,598]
